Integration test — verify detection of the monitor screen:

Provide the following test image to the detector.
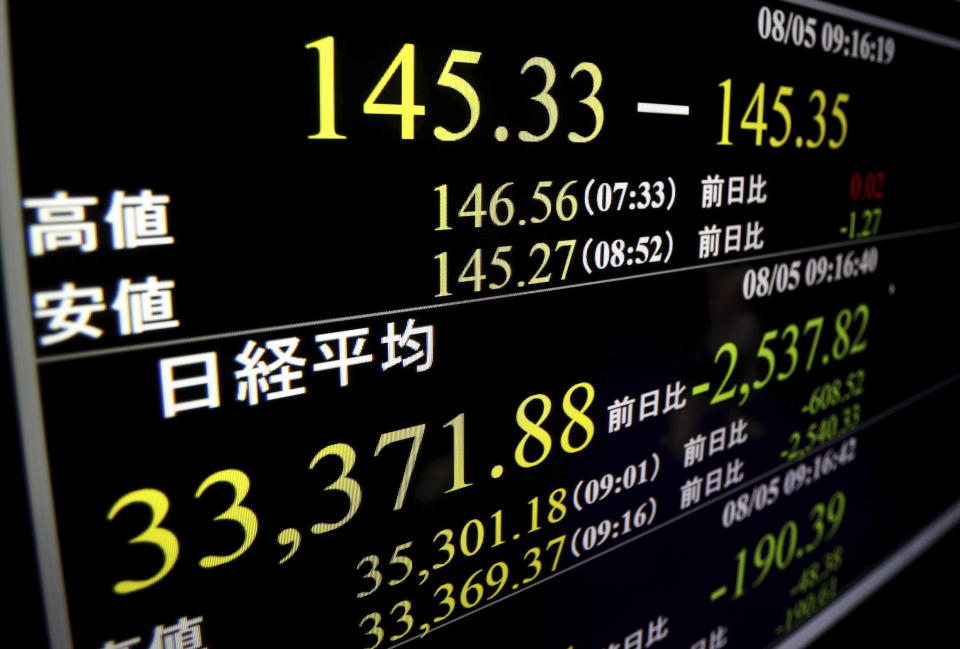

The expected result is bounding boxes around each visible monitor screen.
[4,2,959,648]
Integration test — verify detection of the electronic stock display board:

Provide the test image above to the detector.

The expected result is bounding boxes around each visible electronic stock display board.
[4,2,960,648]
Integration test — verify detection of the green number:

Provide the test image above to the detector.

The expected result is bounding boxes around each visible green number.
[850,304,869,354]
[732,547,747,598]
[832,309,852,360]
[753,533,776,587]
[803,317,824,371]
[807,503,825,552]
[777,325,799,381]
[783,431,802,460]
[776,521,798,569]
[753,329,778,390]
[711,343,739,404]
[826,491,846,539]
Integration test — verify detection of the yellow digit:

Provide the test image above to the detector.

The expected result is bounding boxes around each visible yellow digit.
[717,78,733,145]
[527,242,553,285]
[107,489,179,594]
[522,546,543,583]
[555,239,577,280]
[359,613,384,649]
[568,62,604,143]
[195,469,259,568]
[435,184,450,231]
[806,89,827,148]
[458,248,486,292]
[519,57,558,142]
[768,85,794,147]
[560,382,594,453]
[828,93,849,149]
[547,488,568,523]
[434,50,482,141]
[530,180,553,223]
[305,36,346,140]
[443,413,474,493]
[546,535,566,571]
[309,443,362,534]
[740,82,768,146]
[458,183,486,228]
[356,554,383,598]
[515,393,552,467]
[432,529,456,569]
[390,601,414,641]
[388,541,414,585]
[435,251,450,297]
[433,583,456,622]
[363,43,425,139]
[374,424,426,510]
